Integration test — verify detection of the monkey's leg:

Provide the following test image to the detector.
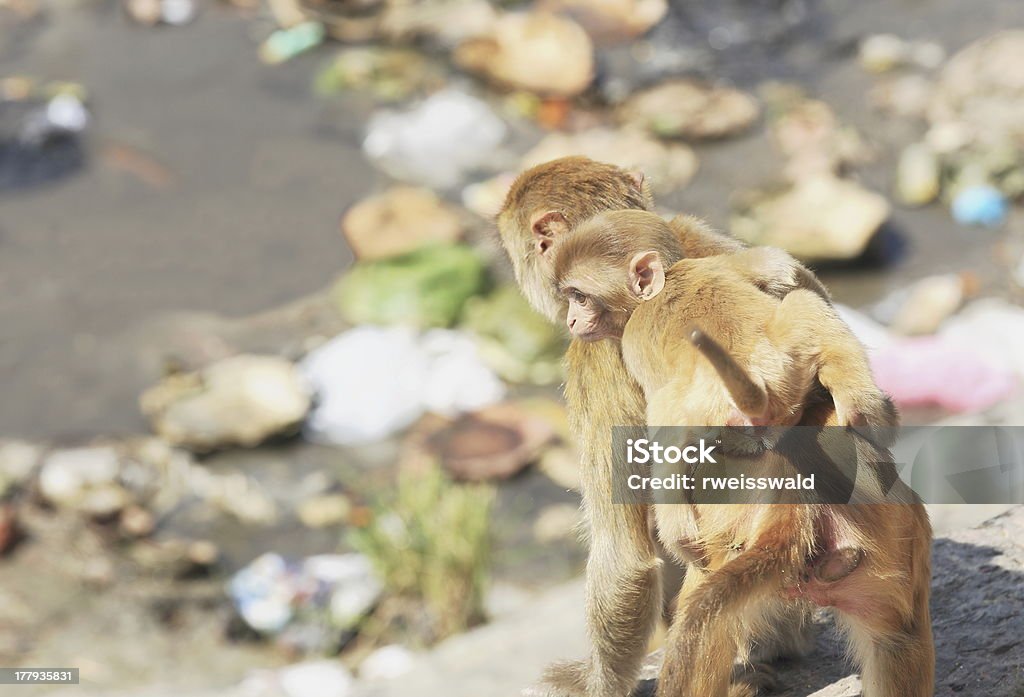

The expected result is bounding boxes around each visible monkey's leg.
[766,290,899,446]
[834,514,933,697]
[658,512,808,697]
[527,341,663,697]
[685,325,768,419]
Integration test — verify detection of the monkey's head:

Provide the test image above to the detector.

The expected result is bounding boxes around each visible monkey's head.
[495,156,654,322]
[551,210,683,341]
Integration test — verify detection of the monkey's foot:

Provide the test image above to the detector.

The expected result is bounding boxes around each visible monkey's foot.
[729,661,780,697]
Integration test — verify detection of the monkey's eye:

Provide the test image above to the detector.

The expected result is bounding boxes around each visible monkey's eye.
[571,289,588,305]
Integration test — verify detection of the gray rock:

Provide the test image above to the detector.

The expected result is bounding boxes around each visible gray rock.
[634,506,1024,697]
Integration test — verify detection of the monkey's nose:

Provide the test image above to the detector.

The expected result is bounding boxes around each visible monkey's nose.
[567,317,576,330]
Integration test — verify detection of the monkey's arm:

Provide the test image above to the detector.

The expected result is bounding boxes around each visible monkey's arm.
[669,216,831,303]
[526,340,661,697]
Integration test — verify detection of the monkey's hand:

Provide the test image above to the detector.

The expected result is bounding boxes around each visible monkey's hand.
[732,247,832,303]
[521,660,590,697]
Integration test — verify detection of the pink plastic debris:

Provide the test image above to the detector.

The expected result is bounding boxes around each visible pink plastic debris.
[870,336,1017,413]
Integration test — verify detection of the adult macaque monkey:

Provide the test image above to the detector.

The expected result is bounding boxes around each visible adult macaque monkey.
[550,210,933,697]
[496,157,833,697]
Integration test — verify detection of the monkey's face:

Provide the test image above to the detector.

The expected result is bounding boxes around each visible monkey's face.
[559,277,632,341]
[564,289,623,341]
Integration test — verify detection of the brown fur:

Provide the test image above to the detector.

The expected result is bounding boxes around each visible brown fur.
[501,158,829,697]
[552,209,934,697]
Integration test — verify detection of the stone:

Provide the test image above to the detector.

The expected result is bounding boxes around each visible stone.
[882,274,968,336]
[731,176,891,262]
[619,80,760,140]
[119,504,156,538]
[520,128,698,195]
[380,0,499,47]
[341,187,462,261]
[454,11,594,97]
[858,34,910,73]
[896,143,941,206]
[360,644,416,681]
[139,355,312,451]
[38,446,130,517]
[0,440,40,497]
[929,31,1024,149]
[539,0,667,44]
[297,493,352,528]
[869,74,934,119]
[767,93,870,180]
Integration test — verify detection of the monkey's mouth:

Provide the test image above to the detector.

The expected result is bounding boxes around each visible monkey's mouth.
[574,327,614,342]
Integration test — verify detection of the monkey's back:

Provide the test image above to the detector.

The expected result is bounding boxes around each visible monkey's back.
[622,256,780,411]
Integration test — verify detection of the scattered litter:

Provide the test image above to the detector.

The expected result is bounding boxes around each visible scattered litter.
[765,89,871,181]
[951,185,1008,227]
[871,337,1016,413]
[402,401,555,481]
[0,440,40,499]
[359,644,416,681]
[619,80,760,140]
[229,552,382,645]
[929,30,1024,150]
[260,22,326,65]
[237,660,354,697]
[297,493,352,529]
[1,82,89,191]
[873,274,971,336]
[301,327,505,445]
[454,11,594,97]
[521,127,698,194]
[461,286,565,385]
[0,505,20,556]
[895,143,941,206]
[333,243,487,328]
[315,48,442,102]
[139,355,313,451]
[379,0,498,47]
[363,89,507,188]
[731,176,890,262]
[941,299,1024,379]
[341,187,462,261]
[539,0,667,44]
[124,0,198,25]
[39,447,130,518]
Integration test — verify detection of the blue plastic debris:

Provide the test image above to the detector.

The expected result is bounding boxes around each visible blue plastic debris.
[951,185,1008,228]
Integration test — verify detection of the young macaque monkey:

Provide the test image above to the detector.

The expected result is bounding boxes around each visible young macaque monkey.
[550,209,934,697]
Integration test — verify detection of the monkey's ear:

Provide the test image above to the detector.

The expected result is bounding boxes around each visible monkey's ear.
[628,169,646,192]
[629,251,665,300]
[531,211,568,256]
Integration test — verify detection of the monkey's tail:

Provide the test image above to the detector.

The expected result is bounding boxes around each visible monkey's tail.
[686,324,768,419]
